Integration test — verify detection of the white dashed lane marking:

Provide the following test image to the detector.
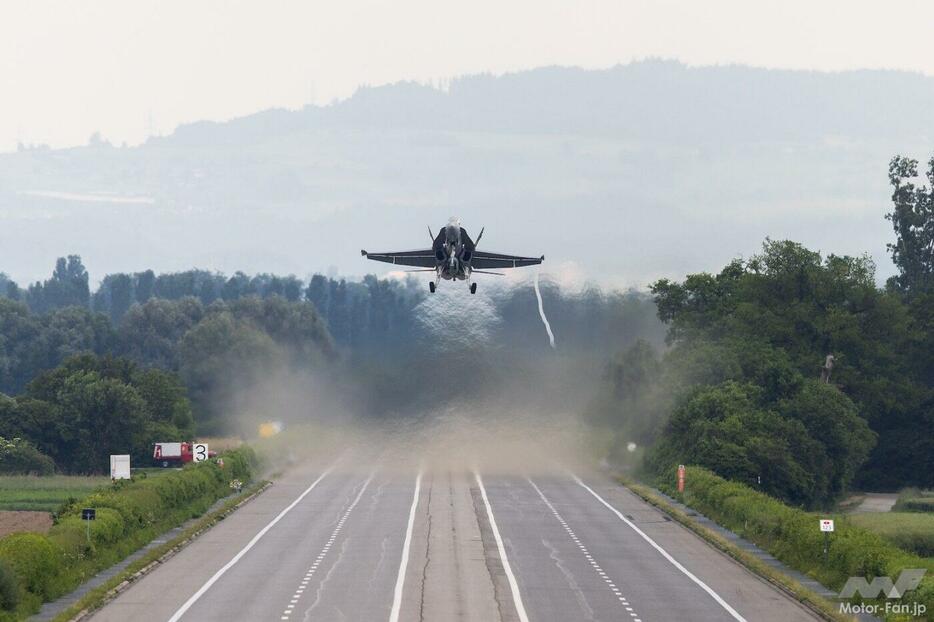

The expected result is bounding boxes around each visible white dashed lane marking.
[280,472,375,621]
[528,478,643,622]
[573,475,746,622]
[166,463,337,622]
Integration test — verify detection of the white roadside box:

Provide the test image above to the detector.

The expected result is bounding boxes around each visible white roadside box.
[110,454,131,480]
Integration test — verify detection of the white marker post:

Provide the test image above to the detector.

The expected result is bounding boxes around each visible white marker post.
[192,443,209,463]
[819,519,834,562]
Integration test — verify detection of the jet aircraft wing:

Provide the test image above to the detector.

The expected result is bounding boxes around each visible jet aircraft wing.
[361,249,437,268]
[470,251,544,269]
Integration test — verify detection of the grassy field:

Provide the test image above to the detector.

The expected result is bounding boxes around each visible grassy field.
[893,487,934,513]
[0,475,110,511]
[848,511,934,559]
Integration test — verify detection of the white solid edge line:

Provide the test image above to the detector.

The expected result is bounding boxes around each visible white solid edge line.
[166,464,336,622]
[573,475,747,622]
[388,471,422,622]
[474,472,530,622]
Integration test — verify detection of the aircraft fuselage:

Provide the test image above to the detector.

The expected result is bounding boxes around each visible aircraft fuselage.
[361,217,542,294]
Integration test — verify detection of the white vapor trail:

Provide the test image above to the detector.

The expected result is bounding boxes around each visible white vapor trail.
[534,271,556,349]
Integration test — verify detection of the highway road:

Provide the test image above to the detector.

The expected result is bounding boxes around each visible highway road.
[90,447,819,622]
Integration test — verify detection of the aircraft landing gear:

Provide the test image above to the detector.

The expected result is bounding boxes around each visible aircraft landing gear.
[470,283,477,294]
[429,281,436,293]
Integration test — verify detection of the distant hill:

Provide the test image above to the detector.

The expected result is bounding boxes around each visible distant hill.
[2,60,932,286]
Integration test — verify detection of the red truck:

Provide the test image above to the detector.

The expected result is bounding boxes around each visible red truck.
[152,442,217,467]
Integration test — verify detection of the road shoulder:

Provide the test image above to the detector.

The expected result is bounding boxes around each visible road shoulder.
[611,475,856,622]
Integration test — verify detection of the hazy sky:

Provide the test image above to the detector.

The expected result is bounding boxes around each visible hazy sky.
[3,0,934,152]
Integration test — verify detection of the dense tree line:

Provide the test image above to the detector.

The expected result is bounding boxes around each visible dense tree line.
[0,299,113,394]
[2,258,663,384]
[597,156,933,505]
[0,282,336,471]
[1,252,665,472]
[0,355,194,473]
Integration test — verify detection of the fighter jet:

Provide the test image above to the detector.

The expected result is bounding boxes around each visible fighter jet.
[361,217,544,294]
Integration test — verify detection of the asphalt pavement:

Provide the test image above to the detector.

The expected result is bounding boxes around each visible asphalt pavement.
[89,448,819,622]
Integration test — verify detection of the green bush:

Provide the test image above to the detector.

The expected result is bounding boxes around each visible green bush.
[0,559,18,612]
[0,438,54,476]
[646,381,875,508]
[54,508,125,547]
[898,498,934,513]
[893,488,934,513]
[46,522,92,567]
[0,446,258,619]
[0,534,61,599]
[659,466,934,618]
[848,512,934,558]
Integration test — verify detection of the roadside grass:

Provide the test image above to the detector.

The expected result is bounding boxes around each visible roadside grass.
[0,449,257,620]
[655,466,934,621]
[848,512,934,559]
[48,480,270,622]
[0,476,109,512]
[0,471,177,513]
[893,488,934,514]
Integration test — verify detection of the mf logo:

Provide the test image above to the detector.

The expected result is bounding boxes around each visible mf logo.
[839,569,927,599]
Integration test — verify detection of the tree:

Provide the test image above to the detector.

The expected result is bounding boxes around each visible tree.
[306,274,330,313]
[136,269,155,303]
[646,380,873,507]
[647,239,925,495]
[0,436,55,475]
[178,312,279,433]
[0,299,39,393]
[7,355,195,473]
[779,381,876,499]
[25,256,91,313]
[116,297,205,369]
[0,274,21,301]
[886,156,934,298]
[19,365,146,473]
[132,368,195,435]
[109,274,133,322]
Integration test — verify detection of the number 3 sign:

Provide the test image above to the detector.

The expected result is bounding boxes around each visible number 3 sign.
[193,443,209,462]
